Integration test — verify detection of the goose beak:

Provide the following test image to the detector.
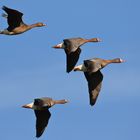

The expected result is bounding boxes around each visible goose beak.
[52,45,61,49]
[22,103,33,109]
[73,67,81,71]
[52,43,63,49]
[73,65,83,71]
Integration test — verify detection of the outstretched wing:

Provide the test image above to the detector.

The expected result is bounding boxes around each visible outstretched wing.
[65,48,81,73]
[34,109,51,138]
[2,6,24,31]
[84,70,103,106]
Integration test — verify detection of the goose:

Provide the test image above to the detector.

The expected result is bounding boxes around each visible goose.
[53,37,101,73]
[0,6,46,35]
[22,97,68,138]
[73,58,125,106]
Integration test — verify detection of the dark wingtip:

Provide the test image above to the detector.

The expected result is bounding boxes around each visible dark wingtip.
[90,101,96,106]
[2,6,8,10]
[66,71,71,73]
[66,69,72,73]
[36,134,42,138]
[2,6,6,10]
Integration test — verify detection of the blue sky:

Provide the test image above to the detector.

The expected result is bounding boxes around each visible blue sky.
[0,0,140,139]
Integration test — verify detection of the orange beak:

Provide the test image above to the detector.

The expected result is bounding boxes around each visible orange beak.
[22,103,33,109]
[73,64,84,71]
[73,67,81,71]
[52,43,63,49]
[52,45,61,49]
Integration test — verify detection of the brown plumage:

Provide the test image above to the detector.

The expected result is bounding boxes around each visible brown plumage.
[0,6,46,35]
[84,70,103,106]
[74,58,125,106]
[53,37,101,73]
[22,97,68,138]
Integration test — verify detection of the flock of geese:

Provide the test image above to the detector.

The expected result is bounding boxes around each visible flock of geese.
[1,6,125,138]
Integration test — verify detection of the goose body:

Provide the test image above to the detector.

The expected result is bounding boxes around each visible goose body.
[0,6,46,35]
[53,37,101,73]
[74,58,125,106]
[22,97,68,138]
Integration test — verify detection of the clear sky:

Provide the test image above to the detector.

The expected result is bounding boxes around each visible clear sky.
[0,0,140,139]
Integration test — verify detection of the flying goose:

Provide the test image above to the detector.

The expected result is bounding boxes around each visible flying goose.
[53,37,101,73]
[73,58,125,106]
[22,97,68,138]
[0,6,46,35]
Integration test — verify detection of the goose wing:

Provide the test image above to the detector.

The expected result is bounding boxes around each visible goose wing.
[34,109,51,138]
[84,70,103,106]
[2,6,24,31]
[65,48,81,73]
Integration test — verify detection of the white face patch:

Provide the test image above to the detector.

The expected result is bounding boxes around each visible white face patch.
[28,102,34,108]
[81,64,87,72]
[57,43,63,49]
[23,102,34,109]
[58,43,64,48]
[74,64,87,72]
[76,65,82,70]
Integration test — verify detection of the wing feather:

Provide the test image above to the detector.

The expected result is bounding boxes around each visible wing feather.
[65,48,81,73]
[34,109,51,138]
[84,70,103,106]
[2,6,24,31]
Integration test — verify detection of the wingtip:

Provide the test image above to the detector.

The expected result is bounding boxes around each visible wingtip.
[2,6,7,10]
[67,65,75,73]
[90,101,96,106]
[36,135,40,138]
[90,104,94,106]
[66,71,71,73]
[2,6,5,10]
[66,69,72,73]
[2,13,7,18]
[36,133,42,138]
